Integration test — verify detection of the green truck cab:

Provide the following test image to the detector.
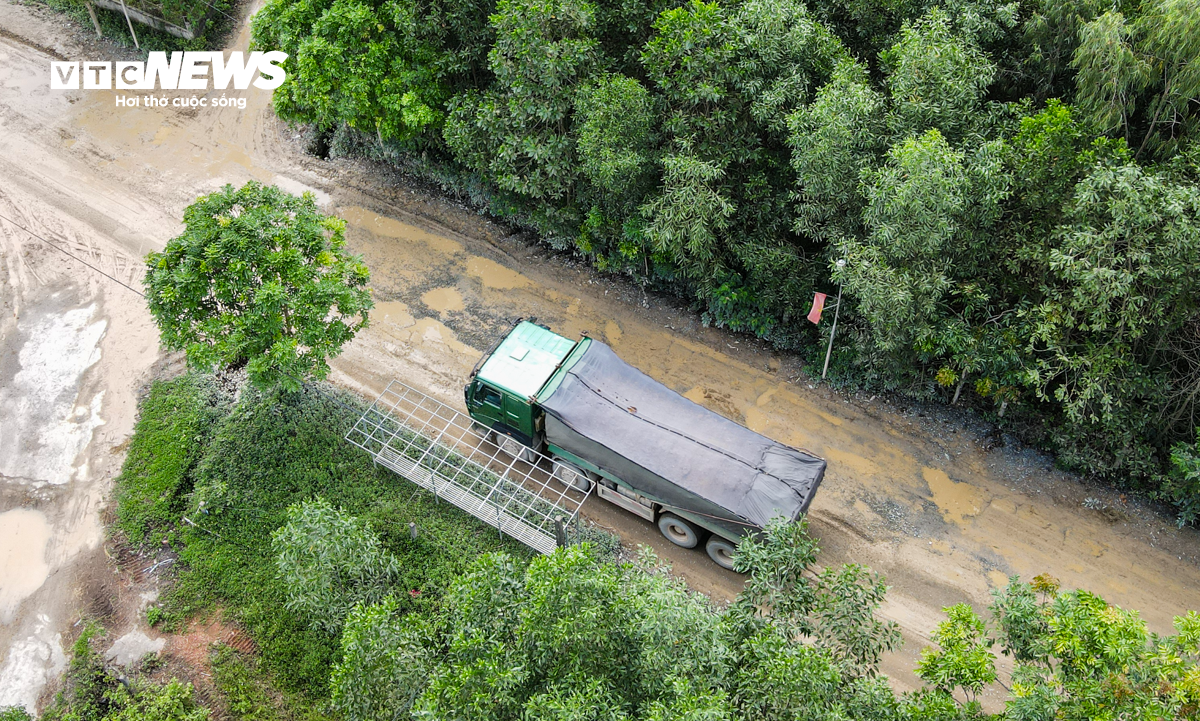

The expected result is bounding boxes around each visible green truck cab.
[464,320,826,569]
[464,319,583,452]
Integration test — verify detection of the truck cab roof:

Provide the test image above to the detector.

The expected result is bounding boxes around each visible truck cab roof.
[474,321,578,398]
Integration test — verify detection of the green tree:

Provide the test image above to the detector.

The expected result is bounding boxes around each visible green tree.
[271,497,399,633]
[1131,0,1200,158]
[732,0,847,135]
[731,520,901,678]
[331,597,433,721]
[836,129,1010,390]
[144,182,372,391]
[1071,11,1153,141]
[1071,0,1200,159]
[639,152,735,287]
[573,73,660,274]
[444,0,601,202]
[789,58,887,243]
[575,74,657,201]
[990,575,1052,664]
[1025,161,1200,477]
[252,0,494,145]
[915,604,997,706]
[991,577,1200,721]
[1022,0,1107,99]
[882,9,996,141]
[642,0,745,162]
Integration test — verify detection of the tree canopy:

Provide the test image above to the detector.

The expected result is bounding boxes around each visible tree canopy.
[144,182,372,391]
[274,515,1200,721]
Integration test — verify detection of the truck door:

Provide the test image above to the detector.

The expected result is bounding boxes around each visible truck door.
[472,383,504,427]
[503,394,529,437]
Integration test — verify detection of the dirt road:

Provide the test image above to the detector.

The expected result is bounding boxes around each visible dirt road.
[1,1,1198,712]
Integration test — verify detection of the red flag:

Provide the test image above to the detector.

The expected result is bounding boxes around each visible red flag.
[807,292,827,324]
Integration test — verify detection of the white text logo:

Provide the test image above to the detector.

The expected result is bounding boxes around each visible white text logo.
[51,51,288,90]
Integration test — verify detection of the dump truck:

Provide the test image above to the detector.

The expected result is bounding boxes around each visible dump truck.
[463,320,826,569]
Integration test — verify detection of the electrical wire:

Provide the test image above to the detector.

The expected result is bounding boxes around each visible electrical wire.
[1,211,754,543]
[0,211,148,297]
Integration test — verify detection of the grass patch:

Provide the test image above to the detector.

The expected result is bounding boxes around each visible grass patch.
[113,374,233,546]
[115,376,534,707]
[210,645,278,721]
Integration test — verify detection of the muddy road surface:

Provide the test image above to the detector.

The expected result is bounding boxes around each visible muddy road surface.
[2,0,1199,712]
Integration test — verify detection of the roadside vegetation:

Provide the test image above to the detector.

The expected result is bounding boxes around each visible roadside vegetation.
[249,0,1200,522]
[49,371,1196,720]
[118,377,532,701]
[32,0,238,52]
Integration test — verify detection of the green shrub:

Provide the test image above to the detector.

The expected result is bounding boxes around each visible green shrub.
[273,498,400,633]
[1165,428,1200,526]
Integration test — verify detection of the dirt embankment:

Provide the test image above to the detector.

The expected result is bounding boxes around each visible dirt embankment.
[1,0,1198,713]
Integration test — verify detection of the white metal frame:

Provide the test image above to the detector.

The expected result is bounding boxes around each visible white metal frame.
[345,380,591,554]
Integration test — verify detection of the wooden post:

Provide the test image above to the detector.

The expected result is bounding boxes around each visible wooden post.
[117,0,139,50]
[85,2,103,38]
[408,522,418,540]
[554,516,567,548]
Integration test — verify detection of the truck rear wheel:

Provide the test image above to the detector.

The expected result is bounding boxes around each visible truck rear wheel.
[657,513,700,549]
[493,432,537,464]
[552,460,592,492]
[705,536,738,570]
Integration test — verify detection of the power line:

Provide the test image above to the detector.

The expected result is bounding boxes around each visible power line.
[0,211,146,297]
[0,211,714,543]
[0,211,371,418]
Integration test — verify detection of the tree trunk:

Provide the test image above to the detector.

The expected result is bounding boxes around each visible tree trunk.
[952,373,967,405]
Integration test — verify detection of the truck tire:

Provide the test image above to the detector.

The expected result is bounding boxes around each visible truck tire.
[493,432,537,464]
[552,460,592,492]
[705,536,738,570]
[657,513,700,549]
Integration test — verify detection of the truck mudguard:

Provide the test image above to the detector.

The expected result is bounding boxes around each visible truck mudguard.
[538,341,826,538]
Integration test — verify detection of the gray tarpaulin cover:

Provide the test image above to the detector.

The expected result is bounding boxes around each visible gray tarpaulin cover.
[540,341,825,536]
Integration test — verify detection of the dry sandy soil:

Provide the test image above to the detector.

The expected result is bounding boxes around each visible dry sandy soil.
[1,1,1199,714]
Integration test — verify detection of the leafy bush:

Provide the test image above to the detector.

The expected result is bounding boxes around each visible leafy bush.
[991,577,1200,721]
[273,498,400,633]
[1165,429,1200,526]
[330,597,433,721]
[915,603,997,706]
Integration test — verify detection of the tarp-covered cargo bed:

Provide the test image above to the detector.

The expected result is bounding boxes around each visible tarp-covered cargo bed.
[538,341,825,538]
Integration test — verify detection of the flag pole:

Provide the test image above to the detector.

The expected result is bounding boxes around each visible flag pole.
[822,259,846,380]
